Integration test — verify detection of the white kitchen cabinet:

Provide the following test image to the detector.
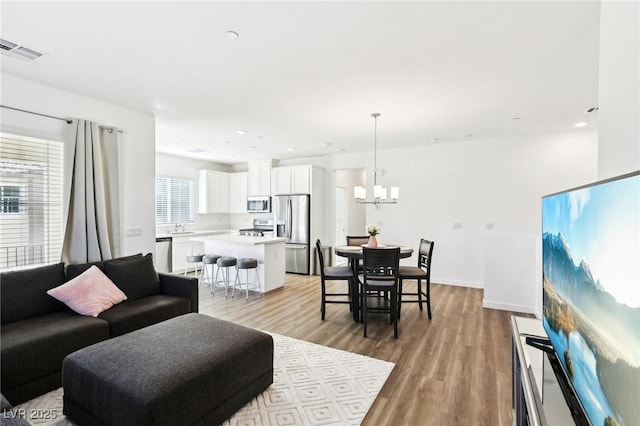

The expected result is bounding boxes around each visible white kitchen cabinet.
[248,160,272,196]
[171,237,205,273]
[291,165,311,194]
[229,172,248,213]
[271,167,291,195]
[198,170,229,214]
[271,165,311,195]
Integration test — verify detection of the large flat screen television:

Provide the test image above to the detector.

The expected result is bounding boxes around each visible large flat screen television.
[542,170,639,426]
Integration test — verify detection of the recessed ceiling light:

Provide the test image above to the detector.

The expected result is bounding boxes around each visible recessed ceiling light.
[321,142,333,147]
[574,122,587,127]
[236,129,247,135]
[288,147,296,151]
[186,148,209,154]
[225,31,239,40]
[430,138,439,143]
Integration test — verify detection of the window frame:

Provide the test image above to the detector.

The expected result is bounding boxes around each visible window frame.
[0,132,64,270]
[155,176,195,225]
[0,185,23,214]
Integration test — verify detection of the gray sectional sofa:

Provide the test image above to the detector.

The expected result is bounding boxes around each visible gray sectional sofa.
[0,253,198,405]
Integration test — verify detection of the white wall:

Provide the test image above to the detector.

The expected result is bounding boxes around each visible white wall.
[367,131,597,288]
[597,1,640,179]
[1,73,156,257]
[295,130,597,314]
[483,234,539,313]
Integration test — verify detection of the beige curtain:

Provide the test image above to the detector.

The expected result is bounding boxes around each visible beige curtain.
[62,119,120,263]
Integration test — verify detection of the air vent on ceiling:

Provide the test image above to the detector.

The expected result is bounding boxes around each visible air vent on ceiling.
[0,38,44,62]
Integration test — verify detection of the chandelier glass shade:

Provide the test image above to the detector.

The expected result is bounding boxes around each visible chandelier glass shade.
[354,113,399,205]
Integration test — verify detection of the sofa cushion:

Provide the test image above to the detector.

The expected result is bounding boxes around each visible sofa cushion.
[47,266,127,317]
[0,311,110,392]
[103,253,159,301]
[0,263,67,325]
[66,261,104,281]
[98,295,190,337]
[65,253,143,281]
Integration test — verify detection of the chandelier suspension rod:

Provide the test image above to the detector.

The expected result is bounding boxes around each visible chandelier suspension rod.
[372,112,380,186]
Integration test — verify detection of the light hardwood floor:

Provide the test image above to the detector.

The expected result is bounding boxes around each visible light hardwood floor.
[198,273,519,426]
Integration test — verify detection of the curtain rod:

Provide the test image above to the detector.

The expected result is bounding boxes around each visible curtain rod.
[99,126,124,134]
[1,104,124,133]
[1,104,73,124]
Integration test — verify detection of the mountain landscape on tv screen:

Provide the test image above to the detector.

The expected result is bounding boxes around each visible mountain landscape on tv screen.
[543,232,640,426]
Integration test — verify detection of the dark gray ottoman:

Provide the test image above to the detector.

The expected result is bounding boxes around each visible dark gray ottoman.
[62,313,273,426]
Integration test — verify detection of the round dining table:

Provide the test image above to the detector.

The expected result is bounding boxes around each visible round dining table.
[334,245,414,322]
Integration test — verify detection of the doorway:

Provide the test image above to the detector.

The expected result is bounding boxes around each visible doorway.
[334,168,366,265]
[335,186,348,266]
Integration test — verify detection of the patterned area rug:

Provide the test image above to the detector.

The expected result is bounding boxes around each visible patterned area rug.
[15,333,394,425]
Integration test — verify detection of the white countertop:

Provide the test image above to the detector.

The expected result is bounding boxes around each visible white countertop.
[190,234,286,246]
[156,229,233,239]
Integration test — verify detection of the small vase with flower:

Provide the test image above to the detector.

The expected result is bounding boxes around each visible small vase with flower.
[366,224,381,248]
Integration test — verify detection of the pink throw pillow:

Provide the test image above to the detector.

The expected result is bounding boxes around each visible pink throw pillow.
[47,265,127,317]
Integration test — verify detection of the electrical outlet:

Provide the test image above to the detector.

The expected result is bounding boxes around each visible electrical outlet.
[126,228,142,237]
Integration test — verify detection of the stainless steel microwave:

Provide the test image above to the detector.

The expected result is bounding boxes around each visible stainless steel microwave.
[247,196,271,213]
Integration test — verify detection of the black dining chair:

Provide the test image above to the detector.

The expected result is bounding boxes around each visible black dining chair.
[316,239,353,320]
[346,235,369,247]
[398,239,434,319]
[359,247,401,338]
[346,235,369,272]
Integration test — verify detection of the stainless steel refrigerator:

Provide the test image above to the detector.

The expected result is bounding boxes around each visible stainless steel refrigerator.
[274,194,310,274]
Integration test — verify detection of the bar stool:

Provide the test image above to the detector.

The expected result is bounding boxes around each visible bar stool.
[232,258,261,300]
[216,257,237,297]
[184,254,204,281]
[202,254,222,293]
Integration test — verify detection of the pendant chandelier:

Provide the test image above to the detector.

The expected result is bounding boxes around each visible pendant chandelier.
[354,113,399,205]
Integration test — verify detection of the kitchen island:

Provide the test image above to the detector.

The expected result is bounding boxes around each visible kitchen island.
[190,235,286,293]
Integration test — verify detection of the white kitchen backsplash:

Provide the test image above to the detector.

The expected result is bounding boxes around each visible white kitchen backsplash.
[196,213,231,230]
[230,213,272,229]
[156,213,231,234]
[155,212,275,235]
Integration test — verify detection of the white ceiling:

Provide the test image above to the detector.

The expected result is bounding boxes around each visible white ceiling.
[1,1,600,164]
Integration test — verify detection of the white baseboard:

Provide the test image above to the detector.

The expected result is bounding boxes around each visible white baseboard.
[482,299,536,314]
[432,278,483,289]
[533,306,542,320]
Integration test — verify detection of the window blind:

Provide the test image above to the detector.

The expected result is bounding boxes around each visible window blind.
[0,133,64,270]
[155,177,195,224]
